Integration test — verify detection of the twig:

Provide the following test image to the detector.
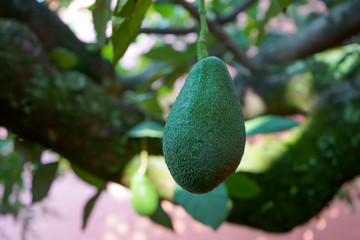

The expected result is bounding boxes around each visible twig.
[139,27,198,34]
[173,0,254,69]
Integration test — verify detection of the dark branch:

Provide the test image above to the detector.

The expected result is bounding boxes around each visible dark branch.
[0,0,116,85]
[255,0,360,66]
[0,19,146,181]
[140,26,198,34]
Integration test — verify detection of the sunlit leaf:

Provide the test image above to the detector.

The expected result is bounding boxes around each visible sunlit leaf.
[31,162,58,203]
[153,3,176,18]
[111,0,151,64]
[128,122,164,138]
[49,47,79,70]
[82,189,102,229]
[245,115,300,136]
[92,0,111,47]
[225,173,261,199]
[174,184,229,229]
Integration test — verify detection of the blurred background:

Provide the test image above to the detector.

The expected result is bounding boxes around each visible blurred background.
[1,0,360,239]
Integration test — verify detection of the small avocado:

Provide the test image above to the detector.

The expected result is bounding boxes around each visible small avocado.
[130,173,159,216]
[163,56,246,194]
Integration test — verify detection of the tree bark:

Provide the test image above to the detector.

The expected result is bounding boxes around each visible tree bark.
[254,0,360,67]
[228,79,360,231]
[0,20,149,181]
[0,0,116,85]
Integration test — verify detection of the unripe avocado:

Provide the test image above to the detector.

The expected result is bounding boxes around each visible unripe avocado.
[163,56,246,194]
[130,173,159,216]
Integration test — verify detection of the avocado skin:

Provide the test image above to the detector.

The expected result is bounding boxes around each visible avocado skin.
[163,56,246,194]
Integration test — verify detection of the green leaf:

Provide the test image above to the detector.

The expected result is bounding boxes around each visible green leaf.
[337,188,355,212]
[245,115,300,136]
[49,47,79,70]
[92,0,111,47]
[150,202,174,230]
[145,45,192,63]
[225,173,261,199]
[31,162,58,203]
[14,139,43,164]
[153,3,176,18]
[129,92,163,119]
[71,164,107,189]
[256,1,282,45]
[128,122,164,138]
[174,184,229,229]
[0,152,24,216]
[82,189,102,229]
[111,0,151,64]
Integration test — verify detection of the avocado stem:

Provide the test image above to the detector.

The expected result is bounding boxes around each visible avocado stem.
[197,0,209,61]
[139,137,148,176]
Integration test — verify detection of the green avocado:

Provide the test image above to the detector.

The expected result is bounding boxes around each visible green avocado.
[130,173,159,216]
[163,56,246,194]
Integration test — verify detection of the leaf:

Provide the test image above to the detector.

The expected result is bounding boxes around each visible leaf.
[245,115,300,136]
[150,202,174,230]
[153,3,176,18]
[174,184,229,229]
[129,92,163,119]
[92,0,111,47]
[82,189,102,229]
[14,139,43,164]
[145,45,192,64]
[49,47,79,70]
[225,173,261,199]
[337,188,355,212]
[31,162,58,203]
[256,1,282,45]
[0,152,24,216]
[72,164,107,189]
[128,122,164,138]
[111,0,151,64]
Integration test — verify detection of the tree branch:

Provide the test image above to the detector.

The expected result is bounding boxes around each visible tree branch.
[0,19,149,181]
[0,0,116,85]
[140,26,198,35]
[255,0,360,66]
[173,0,254,69]
[139,0,257,35]
[228,77,360,231]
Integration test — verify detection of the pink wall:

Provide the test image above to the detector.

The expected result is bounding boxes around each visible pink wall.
[1,172,359,240]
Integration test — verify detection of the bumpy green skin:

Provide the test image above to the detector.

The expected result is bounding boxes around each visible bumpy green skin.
[163,56,246,194]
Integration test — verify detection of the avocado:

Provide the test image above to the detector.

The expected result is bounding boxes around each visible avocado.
[130,173,159,216]
[163,56,246,194]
